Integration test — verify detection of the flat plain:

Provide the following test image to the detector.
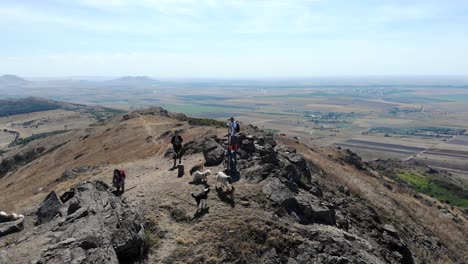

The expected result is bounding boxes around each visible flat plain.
[2,77,468,183]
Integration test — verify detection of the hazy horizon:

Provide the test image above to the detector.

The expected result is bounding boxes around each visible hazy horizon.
[1,0,468,78]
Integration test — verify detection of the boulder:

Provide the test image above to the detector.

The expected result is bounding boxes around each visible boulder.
[295,192,336,225]
[240,139,255,153]
[285,153,311,186]
[242,164,275,182]
[344,149,365,170]
[183,140,204,155]
[0,218,24,237]
[262,178,297,209]
[202,140,225,166]
[36,181,145,264]
[36,191,63,225]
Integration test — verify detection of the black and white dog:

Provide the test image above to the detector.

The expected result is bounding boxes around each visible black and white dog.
[191,188,210,210]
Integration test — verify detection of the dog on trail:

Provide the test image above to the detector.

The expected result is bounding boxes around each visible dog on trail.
[215,171,232,190]
[190,162,204,175]
[192,170,211,183]
[191,188,210,210]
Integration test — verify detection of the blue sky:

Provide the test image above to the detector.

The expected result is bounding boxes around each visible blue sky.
[0,0,467,78]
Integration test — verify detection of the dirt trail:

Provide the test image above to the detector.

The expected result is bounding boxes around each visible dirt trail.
[103,144,263,262]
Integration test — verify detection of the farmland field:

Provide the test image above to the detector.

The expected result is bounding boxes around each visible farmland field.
[2,78,468,183]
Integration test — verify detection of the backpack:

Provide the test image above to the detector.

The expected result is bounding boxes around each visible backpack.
[235,121,240,133]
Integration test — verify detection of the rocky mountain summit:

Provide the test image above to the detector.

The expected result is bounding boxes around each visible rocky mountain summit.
[0,108,466,263]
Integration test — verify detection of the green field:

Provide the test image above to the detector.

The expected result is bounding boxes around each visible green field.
[161,104,232,115]
[397,172,468,208]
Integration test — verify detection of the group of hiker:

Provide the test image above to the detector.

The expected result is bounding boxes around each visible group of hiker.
[112,117,241,193]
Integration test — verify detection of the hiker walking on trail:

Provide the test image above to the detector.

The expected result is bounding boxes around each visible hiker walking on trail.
[227,117,240,173]
[171,130,184,168]
[113,169,126,192]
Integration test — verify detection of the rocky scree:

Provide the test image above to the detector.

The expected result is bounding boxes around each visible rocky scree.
[35,181,145,264]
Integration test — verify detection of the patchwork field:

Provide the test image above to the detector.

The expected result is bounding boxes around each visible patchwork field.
[0,130,16,148]
[0,108,108,150]
[2,79,468,184]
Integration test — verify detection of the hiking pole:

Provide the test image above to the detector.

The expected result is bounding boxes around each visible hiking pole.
[125,185,137,192]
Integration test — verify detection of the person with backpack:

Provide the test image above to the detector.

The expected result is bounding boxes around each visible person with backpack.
[171,130,184,168]
[227,117,240,173]
[113,169,126,192]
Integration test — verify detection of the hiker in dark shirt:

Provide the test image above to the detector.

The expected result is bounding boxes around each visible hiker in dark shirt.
[171,130,183,168]
[113,169,126,192]
[227,117,239,173]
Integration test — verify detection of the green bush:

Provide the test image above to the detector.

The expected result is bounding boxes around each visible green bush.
[397,172,468,208]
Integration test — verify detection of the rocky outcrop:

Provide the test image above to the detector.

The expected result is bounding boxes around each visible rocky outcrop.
[56,165,100,183]
[183,140,205,155]
[343,149,366,170]
[202,140,225,166]
[0,218,24,237]
[235,126,414,263]
[35,181,145,264]
[36,191,63,225]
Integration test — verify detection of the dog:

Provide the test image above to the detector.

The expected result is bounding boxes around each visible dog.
[190,162,205,175]
[215,171,232,190]
[191,188,210,210]
[0,211,24,223]
[192,170,211,183]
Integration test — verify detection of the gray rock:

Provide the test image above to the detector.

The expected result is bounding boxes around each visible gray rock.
[36,191,63,225]
[285,153,311,186]
[0,218,24,237]
[202,140,225,166]
[183,140,204,155]
[383,224,398,237]
[56,165,98,183]
[36,181,145,264]
[262,178,297,209]
[295,192,336,225]
[240,139,255,152]
[242,164,274,182]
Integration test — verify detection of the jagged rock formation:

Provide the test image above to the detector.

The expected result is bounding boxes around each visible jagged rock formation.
[34,181,145,263]
[200,125,415,263]
[0,218,24,238]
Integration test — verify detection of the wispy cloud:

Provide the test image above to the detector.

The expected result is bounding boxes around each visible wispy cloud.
[1,0,467,76]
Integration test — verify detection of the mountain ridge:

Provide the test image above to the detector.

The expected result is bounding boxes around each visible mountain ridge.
[0,106,466,263]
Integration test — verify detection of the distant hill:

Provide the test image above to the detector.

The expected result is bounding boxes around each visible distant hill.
[0,97,124,117]
[0,75,29,86]
[0,97,81,117]
[105,76,159,86]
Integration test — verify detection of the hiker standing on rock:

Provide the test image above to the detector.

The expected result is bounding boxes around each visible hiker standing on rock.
[112,169,126,192]
[227,117,239,173]
[171,130,183,168]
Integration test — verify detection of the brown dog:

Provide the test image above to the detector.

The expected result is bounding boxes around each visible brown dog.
[190,162,204,175]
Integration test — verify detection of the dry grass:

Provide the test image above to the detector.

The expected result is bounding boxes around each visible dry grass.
[162,212,301,264]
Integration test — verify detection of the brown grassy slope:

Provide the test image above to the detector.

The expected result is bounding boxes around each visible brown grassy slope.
[0,114,221,211]
[276,135,468,263]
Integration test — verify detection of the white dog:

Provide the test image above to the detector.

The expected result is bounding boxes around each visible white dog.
[192,170,211,183]
[0,211,24,223]
[215,171,232,190]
